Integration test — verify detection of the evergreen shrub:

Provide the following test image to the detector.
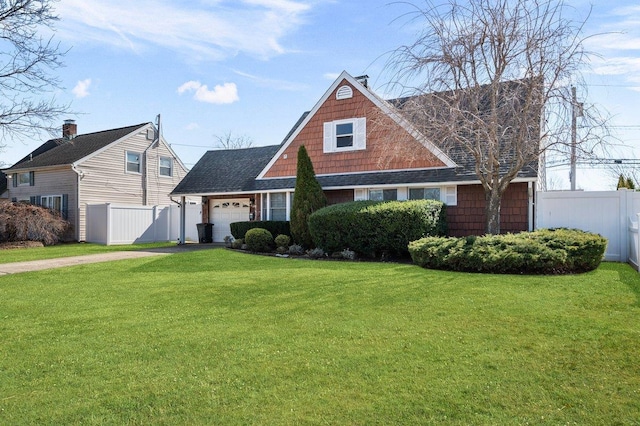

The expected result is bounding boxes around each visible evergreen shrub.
[230,221,290,240]
[308,199,447,258]
[244,228,274,253]
[409,228,607,274]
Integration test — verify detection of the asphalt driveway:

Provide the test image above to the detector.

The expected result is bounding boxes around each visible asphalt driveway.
[0,244,219,275]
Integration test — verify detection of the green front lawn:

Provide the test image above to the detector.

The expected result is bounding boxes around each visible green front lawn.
[0,242,176,264]
[1,249,638,424]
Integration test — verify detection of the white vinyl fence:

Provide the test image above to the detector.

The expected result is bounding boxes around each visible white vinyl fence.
[536,190,640,266]
[86,203,201,245]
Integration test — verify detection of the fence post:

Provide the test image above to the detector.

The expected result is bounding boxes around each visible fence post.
[105,203,111,245]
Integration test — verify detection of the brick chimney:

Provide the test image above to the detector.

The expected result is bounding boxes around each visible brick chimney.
[62,119,77,139]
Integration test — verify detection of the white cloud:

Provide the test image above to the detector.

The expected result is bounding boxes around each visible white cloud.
[177,81,239,104]
[185,122,200,131]
[233,70,308,91]
[55,0,313,61]
[72,78,92,98]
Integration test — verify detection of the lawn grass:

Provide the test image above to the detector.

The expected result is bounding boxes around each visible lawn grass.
[0,242,176,264]
[0,249,639,424]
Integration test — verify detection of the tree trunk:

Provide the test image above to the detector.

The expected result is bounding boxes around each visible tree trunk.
[485,186,502,235]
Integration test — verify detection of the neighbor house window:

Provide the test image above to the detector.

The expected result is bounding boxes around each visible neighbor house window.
[126,151,141,173]
[409,188,441,201]
[18,172,32,186]
[270,192,287,221]
[159,156,173,177]
[369,189,397,201]
[40,195,62,212]
[323,118,366,153]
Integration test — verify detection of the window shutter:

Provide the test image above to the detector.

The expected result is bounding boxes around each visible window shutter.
[30,196,36,204]
[323,122,334,153]
[444,186,457,206]
[354,118,366,150]
[29,171,35,186]
[12,174,17,187]
[62,194,68,220]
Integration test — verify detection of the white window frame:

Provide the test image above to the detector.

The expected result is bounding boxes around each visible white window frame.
[126,151,141,174]
[407,185,457,206]
[159,156,173,177]
[40,195,63,213]
[323,117,366,153]
[17,172,31,186]
[368,188,398,201]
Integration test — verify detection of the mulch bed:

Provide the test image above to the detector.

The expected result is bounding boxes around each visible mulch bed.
[0,241,45,250]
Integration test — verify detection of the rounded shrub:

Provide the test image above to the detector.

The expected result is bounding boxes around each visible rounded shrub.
[408,229,607,274]
[244,228,274,252]
[308,199,447,258]
[274,234,291,249]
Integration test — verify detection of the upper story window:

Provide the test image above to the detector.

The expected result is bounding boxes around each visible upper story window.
[323,117,366,153]
[159,156,173,177]
[18,172,32,186]
[126,151,141,173]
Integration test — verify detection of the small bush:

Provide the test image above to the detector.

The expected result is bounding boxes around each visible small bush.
[409,229,607,274]
[274,234,291,249]
[231,238,244,249]
[309,199,447,258]
[307,247,326,259]
[0,201,70,246]
[340,248,356,260]
[244,228,274,253]
[230,221,290,240]
[289,244,304,255]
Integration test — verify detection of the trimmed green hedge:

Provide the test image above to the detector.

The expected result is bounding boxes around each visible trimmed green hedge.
[230,221,290,240]
[408,228,608,274]
[308,199,447,258]
[245,228,274,252]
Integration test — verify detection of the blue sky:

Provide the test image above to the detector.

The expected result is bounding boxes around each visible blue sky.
[2,0,640,191]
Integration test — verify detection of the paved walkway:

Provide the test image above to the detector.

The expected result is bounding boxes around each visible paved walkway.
[0,244,220,276]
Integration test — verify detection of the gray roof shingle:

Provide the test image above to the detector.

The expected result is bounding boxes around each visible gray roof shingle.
[7,123,149,170]
[171,145,281,195]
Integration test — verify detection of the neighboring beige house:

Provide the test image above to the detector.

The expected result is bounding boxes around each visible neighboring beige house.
[3,120,188,241]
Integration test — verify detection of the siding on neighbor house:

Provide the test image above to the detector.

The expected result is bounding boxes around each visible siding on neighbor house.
[447,182,530,236]
[263,80,446,178]
[76,129,187,240]
[7,167,78,232]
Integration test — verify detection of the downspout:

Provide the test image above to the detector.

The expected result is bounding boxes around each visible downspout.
[71,164,84,241]
[142,114,161,206]
[528,181,534,231]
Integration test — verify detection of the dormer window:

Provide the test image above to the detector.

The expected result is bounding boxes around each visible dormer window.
[323,118,366,153]
[336,123,353,148]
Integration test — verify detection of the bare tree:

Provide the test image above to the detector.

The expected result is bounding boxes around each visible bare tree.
[0,0,68,154]
[213,131,254,150]
[384,0,608,234]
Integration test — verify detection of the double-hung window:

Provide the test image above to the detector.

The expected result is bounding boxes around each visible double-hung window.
[270,193,287,221]
[126,151,141,173]
[159,156,173,177]
[323,118,366,153]
[18,172,32,186]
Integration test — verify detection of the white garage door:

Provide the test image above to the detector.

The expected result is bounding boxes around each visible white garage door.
[209,198,251,242]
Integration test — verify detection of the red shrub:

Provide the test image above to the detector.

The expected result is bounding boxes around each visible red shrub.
[0,201,71,246]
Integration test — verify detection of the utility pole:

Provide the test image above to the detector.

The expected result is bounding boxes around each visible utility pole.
[570,86,583,191]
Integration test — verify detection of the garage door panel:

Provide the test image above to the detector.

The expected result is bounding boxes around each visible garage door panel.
[210,198,250,242]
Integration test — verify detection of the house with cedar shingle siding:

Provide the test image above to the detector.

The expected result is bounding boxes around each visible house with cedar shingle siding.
[4,120,188,241]
[171,71,537,243]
